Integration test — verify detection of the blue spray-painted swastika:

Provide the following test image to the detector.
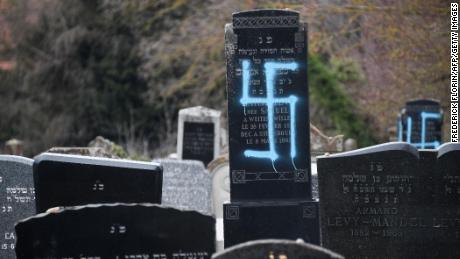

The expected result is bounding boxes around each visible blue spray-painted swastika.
[398,112,442,148]
[240,60,298,161]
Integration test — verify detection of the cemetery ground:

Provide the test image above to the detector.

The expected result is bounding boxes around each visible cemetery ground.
[0,1,455,259]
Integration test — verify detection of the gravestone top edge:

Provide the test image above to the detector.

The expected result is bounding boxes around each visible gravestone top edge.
[223,200,314,206]
[231,9,301,29]
[212,239,344,259]
[154,158,206,169]
[232,9,299,18]
[317,142,418,159]
[406,98,440,106]
[437,142,460,158]
[34,152,162,171]
[0,155,33,165]
[179,106,221,117]
[16,202,213,225]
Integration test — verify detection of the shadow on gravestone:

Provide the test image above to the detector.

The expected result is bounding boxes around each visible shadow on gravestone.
[317,142,460,259]
[15,203,215,259]
[212,239,344,259]
[153,158,212,215]
[33,153,162,213]
[0,155,35,258]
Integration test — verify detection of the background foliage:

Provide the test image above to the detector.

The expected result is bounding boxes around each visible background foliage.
[0,0,448,156]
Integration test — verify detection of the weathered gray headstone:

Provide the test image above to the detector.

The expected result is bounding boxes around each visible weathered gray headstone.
[15,203,215,259]
[0,155,35,258]
[154,158,212,215]
[317,142,460,259]
[177,106,221,166]
[212,239,344,259]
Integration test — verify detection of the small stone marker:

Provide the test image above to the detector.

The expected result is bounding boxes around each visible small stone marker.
[212,239,344,259]
[3,139,24,156]
[317,142,460,259]
[15,203,215,259]
[153,158,212,215]
[343,138,357,151]
[33,153,162,213]
[0,155,35,258]
[397,99,443,148]
[177,106,221,166]
[224,9,319,248]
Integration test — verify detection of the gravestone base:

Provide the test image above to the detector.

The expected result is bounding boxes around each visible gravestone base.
[223,200,320,248]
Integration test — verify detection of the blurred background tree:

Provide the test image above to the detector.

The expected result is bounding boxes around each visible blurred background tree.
[0,0,449,156]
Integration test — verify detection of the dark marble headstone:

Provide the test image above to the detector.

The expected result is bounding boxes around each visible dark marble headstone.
[212,239,344,259]
[317,142,460,259]
[224,9,319,248]
[431,144,460,258]
[15,203,215,259]
[33,153,163,213]
[0,155,35,258]
[397,99,443,149]
[224,201,320,247]
[226,9,311,201]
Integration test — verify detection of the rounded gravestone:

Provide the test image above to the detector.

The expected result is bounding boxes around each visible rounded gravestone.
[0,155,35,257]
[15,203,216,259]
[208,155,230,252]
[212,239,344,259]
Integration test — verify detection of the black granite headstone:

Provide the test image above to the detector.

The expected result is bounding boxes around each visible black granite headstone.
[183,122,215,165]
[397,99,443,149]
[0,155,35,258]
[33,153,163,213]
[224,201,320,247]
[212,239,344,259]
[226,9,311,201]
[224,9,319,248]
[317,142,460,259]
[431,144,460,258]
[15,203,215,259]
